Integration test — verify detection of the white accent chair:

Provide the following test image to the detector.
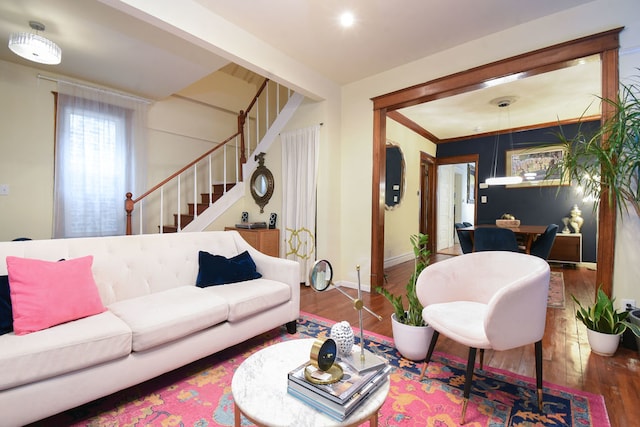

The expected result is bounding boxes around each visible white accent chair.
[415,251,550,424]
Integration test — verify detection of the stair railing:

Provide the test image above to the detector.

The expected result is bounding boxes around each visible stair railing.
[125,78,291,235]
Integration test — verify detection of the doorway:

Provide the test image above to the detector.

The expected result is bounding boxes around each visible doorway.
[369,29,620,290]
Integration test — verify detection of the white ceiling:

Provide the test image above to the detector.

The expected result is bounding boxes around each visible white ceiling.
[0,0,601,138]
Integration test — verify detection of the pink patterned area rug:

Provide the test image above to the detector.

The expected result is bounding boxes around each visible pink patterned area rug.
[548,271,566,308]
[33,312,608,427]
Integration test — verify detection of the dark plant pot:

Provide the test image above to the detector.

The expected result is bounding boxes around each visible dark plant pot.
[631,310,640,357]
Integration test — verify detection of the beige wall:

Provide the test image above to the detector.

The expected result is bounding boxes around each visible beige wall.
[0,61,56,241]
[383,119,436,265]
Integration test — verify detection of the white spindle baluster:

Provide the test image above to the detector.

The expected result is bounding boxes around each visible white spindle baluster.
[193,164,198,219]
[177,177,181,231]
[160,187,164,234]
[208,154,213,206]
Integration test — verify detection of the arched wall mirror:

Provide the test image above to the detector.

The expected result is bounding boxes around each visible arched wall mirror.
[385,142,405,210]
[370,29,621,292]
[250,152,274,213]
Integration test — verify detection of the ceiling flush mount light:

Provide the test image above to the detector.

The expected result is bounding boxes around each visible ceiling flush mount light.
[339,11,355,27]
[8,21,61,65]
[485,97,523,186]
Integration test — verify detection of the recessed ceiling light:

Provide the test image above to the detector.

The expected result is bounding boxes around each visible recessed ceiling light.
[340,11,355,27]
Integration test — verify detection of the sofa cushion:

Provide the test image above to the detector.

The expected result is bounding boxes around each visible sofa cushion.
[0,311,132,391]
[196,250,262,287]
[0,275,12,335]
[6,255,106,335]
[108,286,229,352]
[202,278,291,322]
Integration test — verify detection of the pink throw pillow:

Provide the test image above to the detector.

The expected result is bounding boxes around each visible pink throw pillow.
[6,255,106,335]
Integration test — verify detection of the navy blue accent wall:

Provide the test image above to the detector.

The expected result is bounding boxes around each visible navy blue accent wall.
[437,121,600,263]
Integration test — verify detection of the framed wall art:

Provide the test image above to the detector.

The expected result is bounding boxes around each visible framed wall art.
[505,145,568,188]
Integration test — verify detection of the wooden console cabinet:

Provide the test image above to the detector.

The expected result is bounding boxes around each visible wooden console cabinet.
[548,233,582,264]
[225,227,280,257]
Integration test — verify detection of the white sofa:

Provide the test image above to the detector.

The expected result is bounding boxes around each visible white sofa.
[0,230,299,426]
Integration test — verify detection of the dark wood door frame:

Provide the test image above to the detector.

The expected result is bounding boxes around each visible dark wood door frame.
[419,152,436,255]
[370,28,622,294]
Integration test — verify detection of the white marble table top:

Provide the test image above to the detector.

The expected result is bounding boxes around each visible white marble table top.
[231,338,390,427]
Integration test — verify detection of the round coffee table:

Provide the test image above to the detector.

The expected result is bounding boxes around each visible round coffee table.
[231,338,389,427]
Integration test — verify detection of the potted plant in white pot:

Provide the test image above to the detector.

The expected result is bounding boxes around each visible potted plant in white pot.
[572,287,640,356]
[377,233,434,361]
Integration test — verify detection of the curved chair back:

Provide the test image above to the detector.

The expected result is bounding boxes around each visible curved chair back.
[454,223,473,254]
[473,227,519,252]
[530,224,559,260]
[416,251,550,349]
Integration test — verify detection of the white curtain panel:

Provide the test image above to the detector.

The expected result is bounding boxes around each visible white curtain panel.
[53,81,148,238]
[281,125,320,284]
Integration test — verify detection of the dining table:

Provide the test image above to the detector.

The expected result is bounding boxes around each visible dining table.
[459,224,548,254]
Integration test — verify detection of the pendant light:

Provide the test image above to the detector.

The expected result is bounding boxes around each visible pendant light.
[8,21,61,65]
[485,97,523,186]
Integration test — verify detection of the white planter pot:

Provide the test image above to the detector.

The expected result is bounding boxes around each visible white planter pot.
[391,312,434,361]
[586,329,621,356]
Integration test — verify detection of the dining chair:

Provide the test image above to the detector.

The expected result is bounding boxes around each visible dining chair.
[454,223,473,254]
[415,251,550,424]
[473,227,520,252]
[530,224,559,260]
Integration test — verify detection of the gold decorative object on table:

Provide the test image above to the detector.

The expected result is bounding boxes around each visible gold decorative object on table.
[306,338,343,384]
[496,213,520,228]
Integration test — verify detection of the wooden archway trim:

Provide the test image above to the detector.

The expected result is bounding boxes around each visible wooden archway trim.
[371,28,622,295]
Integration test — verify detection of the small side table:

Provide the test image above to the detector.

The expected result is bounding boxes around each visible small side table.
[231,338,389,427]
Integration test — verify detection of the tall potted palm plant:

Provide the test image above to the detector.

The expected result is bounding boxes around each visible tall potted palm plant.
[550,77,640,353]
[377,233,434,360]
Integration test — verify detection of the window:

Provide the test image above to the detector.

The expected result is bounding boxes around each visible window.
[53,83,147,238]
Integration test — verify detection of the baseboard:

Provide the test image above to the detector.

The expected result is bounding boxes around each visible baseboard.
[383,252,413,269]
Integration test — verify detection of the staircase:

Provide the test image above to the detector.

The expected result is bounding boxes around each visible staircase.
[125,79,304,235]
[161,183,235,233]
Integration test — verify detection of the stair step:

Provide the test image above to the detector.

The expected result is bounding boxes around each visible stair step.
[188,203,209,215]
[201,183,236,204]
[159,225,178,233]
[173,213,194,227]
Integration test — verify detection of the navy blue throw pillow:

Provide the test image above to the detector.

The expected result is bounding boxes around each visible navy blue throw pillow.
[196,250,262,287]
[0,275,13,335]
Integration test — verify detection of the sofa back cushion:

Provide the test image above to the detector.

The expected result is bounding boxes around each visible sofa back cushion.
[0,231,246,306]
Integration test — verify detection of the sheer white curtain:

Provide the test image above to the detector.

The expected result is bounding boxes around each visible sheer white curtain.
[53,82,148,238]
[281,125,320,284]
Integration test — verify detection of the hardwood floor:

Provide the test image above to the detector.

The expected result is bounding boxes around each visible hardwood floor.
[299,254,640,427]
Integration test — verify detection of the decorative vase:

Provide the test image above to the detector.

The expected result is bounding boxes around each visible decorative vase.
[569,204,584,233]
[586,329,621,356]
[391,312,434,361]
[330,321,355,357]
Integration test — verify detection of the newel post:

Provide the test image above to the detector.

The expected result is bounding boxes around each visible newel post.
[125,192,134,235]
[238,110,246,181]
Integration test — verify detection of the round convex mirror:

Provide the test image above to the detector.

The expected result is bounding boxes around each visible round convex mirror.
[309,259,333,292]
[253,174,268,197]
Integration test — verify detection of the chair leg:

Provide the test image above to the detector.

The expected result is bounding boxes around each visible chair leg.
[461,347,477,425]
[419,330,439,380]
[479,349,484,370]
[535,340,543,411]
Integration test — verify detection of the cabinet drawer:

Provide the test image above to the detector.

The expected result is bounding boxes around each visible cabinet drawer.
[549,234,581,263]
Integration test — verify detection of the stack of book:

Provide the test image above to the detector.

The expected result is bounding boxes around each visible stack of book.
[287,358,391,421]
